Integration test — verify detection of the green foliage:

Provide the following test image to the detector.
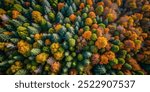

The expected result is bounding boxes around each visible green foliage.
[48,12,55,22]
[92,65,106,75]
[0,34,10,41]
[95,5,104,15]
[13,4,23,12]
[49,0,58,10]
[118,58,125,64]
[17,26,29,39]
[112,39,121,45]
[91,33,97,41]
[90,46,98,53]
[123,63,132,70]
[68,38,76,47]
[109,58,118,66]
[42,46,50,53]
[77,54,83,61]
[27,26,39,35]
[34,5,44,14]
[31,48,41,56]
[15,69,27,75]
[119,50,127,58]
[111,45,120,52]
[65,55,73,62]
[117,71,124,75]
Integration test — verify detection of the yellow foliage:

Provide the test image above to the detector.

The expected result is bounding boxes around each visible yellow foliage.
[0,42,5,50]
[50,43,60,53]
[17,40,31,55]
[128,17,134,26]
[32,11,43,23]
[3,32,12,35]
[142,4,150,12]
[36,53,49,63]
[117,0,122,6]
[10,61,22,73]
[85,18,93,26]
[54,52,64,61]
[0,8,6,15]
[107,13,115,22]
[132,13,143,20]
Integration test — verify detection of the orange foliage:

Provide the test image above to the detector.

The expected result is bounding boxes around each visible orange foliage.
[132,13,143,20]
[3,32,12,35]
[124,40,135,49]
[69,69,77,75]
[45,39,51,46]
[104,51,115,61]
[58,3,65,11]
[104,28,110,33]
[137,54,145,61]
[117,0,122,6]
[100,55,109,64]
[103,0,112,6]
[95,37,108,49]
[128,58,142,71]
[123,70,132,75]
[129,33,138,40]
[82,31,92,40]
[105,43,111,51]
[34,33,43,41]
[97,2,104,6]
[144,51,150,55]
[24,2,30,7]
[114,36,119,40]
[141,33,148,39]
[87,0,93,6]
[78,28,84,35]
[51,62,61,73]
[69,14,76,22]
[112,64,122,70]
[79,3,85,9]
[96,29,103,37]
[107,13,116,22]
[92,24,98,29]
[91,53,100,65]
[88,12,96,18]
[12,10,20,19]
